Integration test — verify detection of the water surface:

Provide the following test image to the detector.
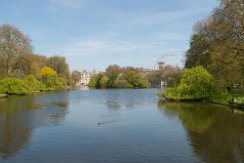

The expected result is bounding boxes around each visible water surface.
[0,89,243,163]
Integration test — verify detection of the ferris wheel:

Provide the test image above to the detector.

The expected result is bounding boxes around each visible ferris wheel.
[154,53,184,70]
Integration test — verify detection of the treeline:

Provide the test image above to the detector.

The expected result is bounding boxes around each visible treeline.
[159,0,244,105]
[185,0,244,89]
[88,65,150,88]
[146,64,182,88]
[0,24,72,95]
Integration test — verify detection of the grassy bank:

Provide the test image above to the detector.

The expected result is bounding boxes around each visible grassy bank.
[158,89,244,109]
[206,89,244,108]
[157,66,244,109]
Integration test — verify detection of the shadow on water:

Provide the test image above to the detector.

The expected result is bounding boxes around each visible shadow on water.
[158,100,244,163]
[0,93,69,159]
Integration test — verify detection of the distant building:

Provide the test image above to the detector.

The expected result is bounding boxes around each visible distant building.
[80,70,97,85]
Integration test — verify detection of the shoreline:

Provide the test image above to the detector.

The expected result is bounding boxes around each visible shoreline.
[160,96,244,110]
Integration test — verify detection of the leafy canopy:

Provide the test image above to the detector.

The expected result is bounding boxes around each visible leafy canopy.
[162,66,217,100]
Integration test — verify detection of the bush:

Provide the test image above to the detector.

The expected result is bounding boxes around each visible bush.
[88,75,97,87]
[123,71,150,88]
[137,79,150,88]
[43,74,66,91]
[0,78,30,94]
[107,73,118,87]
[161,66,217,100]
[88,69,151,89]
[114,78,133,88]
[24,75,46,91]
[99,75,109,88]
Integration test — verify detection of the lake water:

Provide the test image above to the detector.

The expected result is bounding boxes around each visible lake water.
[0,89,243,163]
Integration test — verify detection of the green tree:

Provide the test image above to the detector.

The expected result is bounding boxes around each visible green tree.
[114,73,133,88]
[99,75,109,88]
[107,73,118,88]
[161,66,217,100]
[44,74,66,91]
[185,34,210,68]
[88,75,97,87]
[123,70,150,88]
[185,0,244,88]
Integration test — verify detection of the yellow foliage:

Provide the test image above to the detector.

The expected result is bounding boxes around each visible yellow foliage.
[39,66,56,77]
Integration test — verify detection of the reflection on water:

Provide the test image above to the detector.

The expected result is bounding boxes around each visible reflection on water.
[0,89,244,162]
[158,100,244,163]
[0,93,68,159]
[158,101,218,133]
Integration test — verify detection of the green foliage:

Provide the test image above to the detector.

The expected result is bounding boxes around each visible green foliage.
[228,89,244,98]
[161,66,217,100]
[0,78,30,94]
[185,0,244,88]
[24,75,46,91]
[185,34,210,68]
[43,74,66,91]
[114,74,133,88]
[114,79,133,88]
[107,73,118,87]
[99,75,109,88]
[88,66,150,89]
[123,71,150,88]
[0,74,68,95]
[95,74,103,88]
[88,75,97,87]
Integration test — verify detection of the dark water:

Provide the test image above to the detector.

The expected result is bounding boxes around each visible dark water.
[0,89,243,163]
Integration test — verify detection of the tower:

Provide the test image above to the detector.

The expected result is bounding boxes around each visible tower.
[157,61,165,70]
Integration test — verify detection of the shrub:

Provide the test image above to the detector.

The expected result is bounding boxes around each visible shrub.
[24,75,46,91]
[162,66,217,100]
[99,75,109,88]
[114,78,133,88]
[107,73,118,87]
[123,71,150,88]
[0,78,30,94]
[43,74,66,91]
[88,75,97,87]
[137,79,150,88]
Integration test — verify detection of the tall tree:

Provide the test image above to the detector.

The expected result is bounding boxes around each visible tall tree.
[71,70,81,84]
[47,56,70,80]
[185,0,244,88]
[0,24,32,77]
[15,53,48,77]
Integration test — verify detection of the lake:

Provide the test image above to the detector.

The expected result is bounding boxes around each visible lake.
[0,89,243,163]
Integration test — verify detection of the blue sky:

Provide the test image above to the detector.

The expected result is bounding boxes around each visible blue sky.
[1,0,219,71]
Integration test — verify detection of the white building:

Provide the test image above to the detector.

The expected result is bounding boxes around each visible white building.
[80,70,97,85]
